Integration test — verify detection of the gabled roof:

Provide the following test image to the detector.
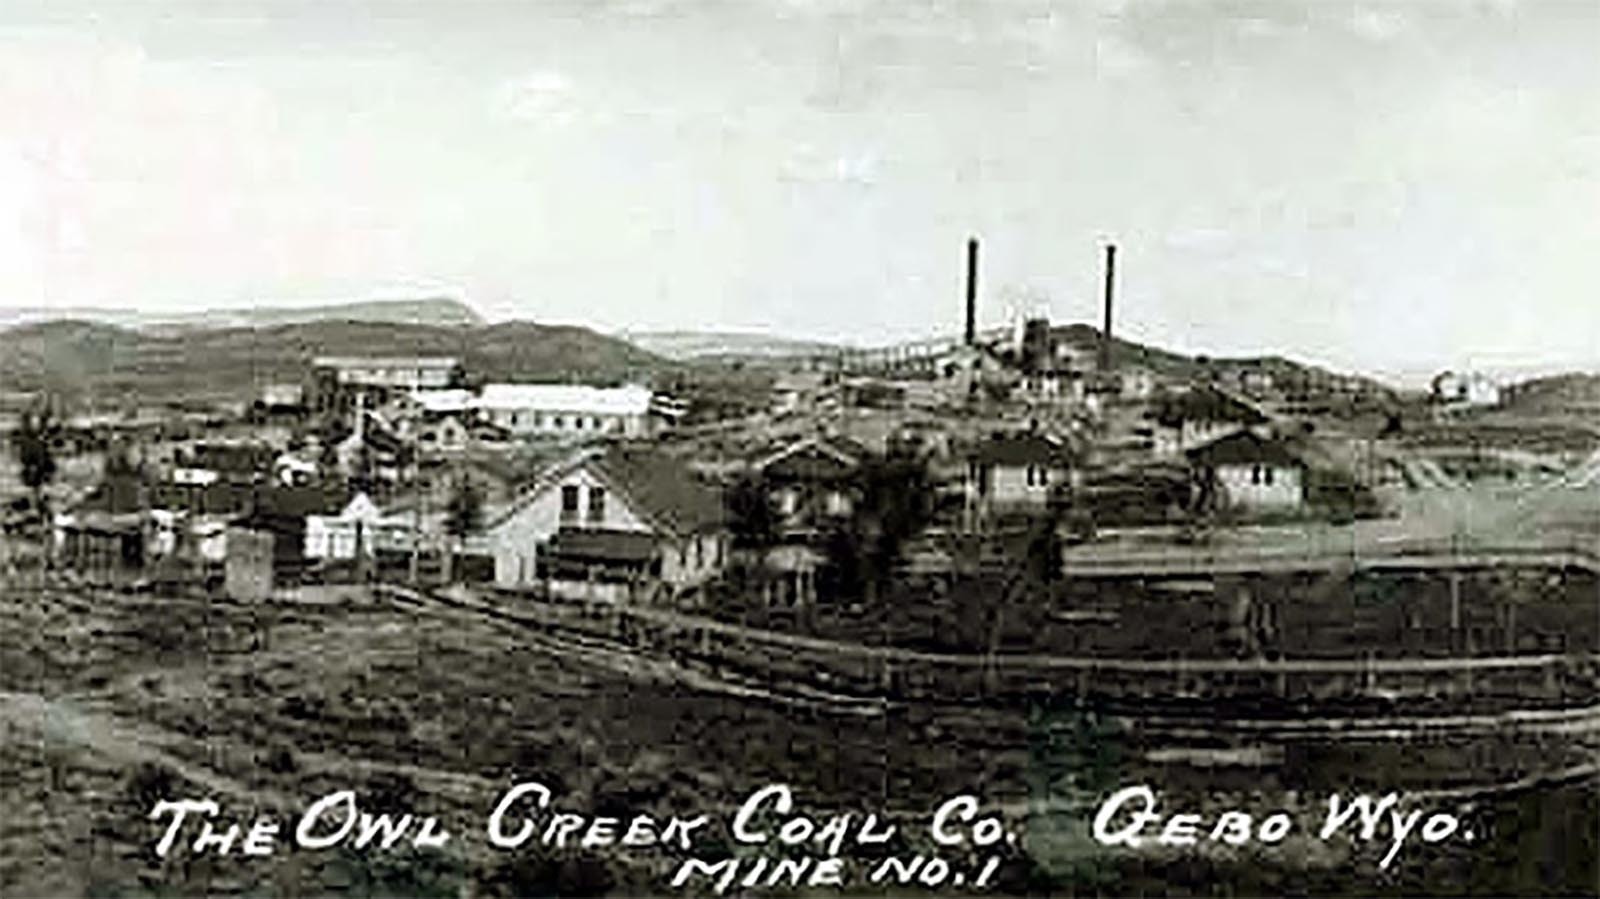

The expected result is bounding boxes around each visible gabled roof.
[968,432,1077,466]
[490,444,724,537]
[1185,430,1302,468]
[592,445,725,536]
[753,434,871,480]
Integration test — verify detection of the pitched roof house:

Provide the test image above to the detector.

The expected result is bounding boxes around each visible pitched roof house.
[486,445,728,602]
[963,431,1080,520]
[1186,430,1306,512]
[751,434,872,534]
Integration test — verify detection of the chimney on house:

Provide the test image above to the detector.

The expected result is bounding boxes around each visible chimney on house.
[964,237,979,346]
[1100,243,1117,371]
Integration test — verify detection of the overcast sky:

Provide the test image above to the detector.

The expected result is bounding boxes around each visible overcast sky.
[1,0,1596,379]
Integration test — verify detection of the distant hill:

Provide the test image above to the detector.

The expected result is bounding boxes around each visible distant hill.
[1504,372,1600,416]
[629,321,1399,399]
[1052,323,1397,397]
[0,318,673,404]
[620,330,843,361]
[0,297,484,333]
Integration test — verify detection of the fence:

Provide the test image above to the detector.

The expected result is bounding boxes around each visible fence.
[466,586,1599,713]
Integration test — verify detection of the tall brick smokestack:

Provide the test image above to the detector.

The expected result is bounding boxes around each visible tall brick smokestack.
[1100,243,1117,371]
[964,237,979,346]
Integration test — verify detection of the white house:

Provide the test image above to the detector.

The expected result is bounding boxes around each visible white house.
[485,445,729,602]
[478,384,655,439]
[1117,367,1157,401]
[412,415,473,455]
[304,492,384,560]
[1187,430,1305,512]
[963,431,1078,520]
[1431,371,1501,410]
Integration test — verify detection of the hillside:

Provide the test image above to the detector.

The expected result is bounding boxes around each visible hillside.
[1052,323,1397,397]
[0,297,484,333]
[0,319,674,404]
[1504,372,1600,416]
[623,322,1396,398]
[620,330,843,361]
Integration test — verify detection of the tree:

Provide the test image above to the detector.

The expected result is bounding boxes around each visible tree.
[816,523,865,601]
[444,477,484,541]
[820,450,935,604]
[14,401,59,550]
[441,475,484,584]
[725,473,777,550]
[1023,513,1064,586]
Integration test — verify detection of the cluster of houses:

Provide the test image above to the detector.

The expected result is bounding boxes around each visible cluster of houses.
[43,243,1365,609]
[51,316,1335,604]
[48,355,695,598]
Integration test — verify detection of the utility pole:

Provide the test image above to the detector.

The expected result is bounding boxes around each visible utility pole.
[409,434,423,586]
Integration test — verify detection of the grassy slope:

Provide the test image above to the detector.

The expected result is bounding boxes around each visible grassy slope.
[0,320,678,403]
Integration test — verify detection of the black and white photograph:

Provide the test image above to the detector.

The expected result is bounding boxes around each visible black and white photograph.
[0,1,1596,895]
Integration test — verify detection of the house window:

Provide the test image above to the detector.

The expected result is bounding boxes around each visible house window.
[1264,466,1275,486]
[695,538,703,568]
[1251,465,1262,484]
[554,415,565,429]
[588,486,606,520]
[561,485,579,514]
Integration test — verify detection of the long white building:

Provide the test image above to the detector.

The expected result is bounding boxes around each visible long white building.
[310,356,463,390]
[477,384,655,438]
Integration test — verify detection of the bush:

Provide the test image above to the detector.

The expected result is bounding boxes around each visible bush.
[262,744,298,775]
[125,762,178,814]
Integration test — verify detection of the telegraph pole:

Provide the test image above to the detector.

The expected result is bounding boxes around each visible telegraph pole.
[409,431,422,586]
